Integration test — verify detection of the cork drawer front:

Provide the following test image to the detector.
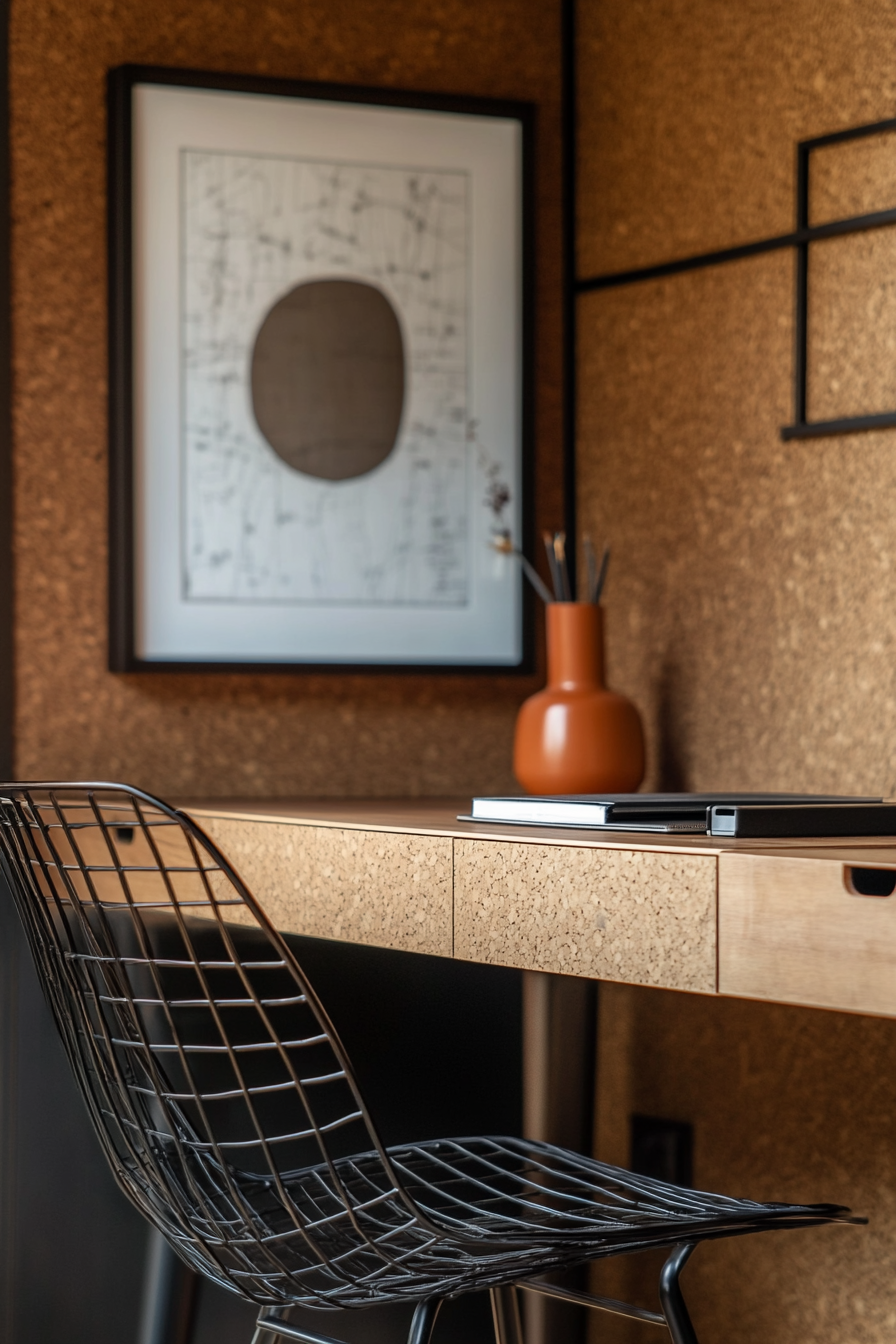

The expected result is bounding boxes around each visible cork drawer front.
[454,839,717,992]
[197,817,453,958]
[719,852,896,1016]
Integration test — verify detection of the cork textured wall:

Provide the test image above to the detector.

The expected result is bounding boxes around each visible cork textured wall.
[579,3,896,1342]
[579,251,896,795]
[578,0,896,793]
[590,985,896,1344]
[9,0,563,796]
[578,0,896,276]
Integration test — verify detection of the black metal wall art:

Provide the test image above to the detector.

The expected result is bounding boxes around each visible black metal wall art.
[573,110,896,443]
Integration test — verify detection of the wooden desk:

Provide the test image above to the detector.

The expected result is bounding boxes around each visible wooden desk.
[182,799,896,1021]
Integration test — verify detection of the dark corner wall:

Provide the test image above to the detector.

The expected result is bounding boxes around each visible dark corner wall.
[0,1,14,1337]
[0,0,10,785]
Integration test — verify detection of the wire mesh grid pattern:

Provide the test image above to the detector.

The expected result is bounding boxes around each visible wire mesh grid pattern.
[0,783,862,1326]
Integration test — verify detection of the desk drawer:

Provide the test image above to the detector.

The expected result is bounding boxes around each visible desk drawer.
[719,852,896,1016]
[198,816,453,958]
[455,839,716,992]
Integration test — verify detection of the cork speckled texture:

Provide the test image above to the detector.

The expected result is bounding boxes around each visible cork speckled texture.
[197,816,452,956]
[10,0,563,797]
[579,3,896,1338]
[808,229,896,420]
[590,985,896,1344]
[578,0,896,277]
[454,839,716,991]
[579,250,896,796]
[811,129,896,225]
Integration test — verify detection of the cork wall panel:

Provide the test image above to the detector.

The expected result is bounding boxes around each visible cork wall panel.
[589,984,896,1344]
[808,229,896,420]
[577,250,896,796]
[577,0,896,277]
[10,0,562,796]
[811,129,896,224]
[578,7,896,1339]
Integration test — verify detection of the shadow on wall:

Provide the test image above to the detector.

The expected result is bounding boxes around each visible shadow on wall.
[0,879,148,1344]
[655,655,689,792]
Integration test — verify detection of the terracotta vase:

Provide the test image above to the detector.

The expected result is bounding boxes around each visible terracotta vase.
[513,602,645,794]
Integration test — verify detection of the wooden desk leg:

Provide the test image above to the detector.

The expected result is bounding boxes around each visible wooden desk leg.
[137,1227,199,1344]
[491,1285,524,1344]
[521,971,597,1344]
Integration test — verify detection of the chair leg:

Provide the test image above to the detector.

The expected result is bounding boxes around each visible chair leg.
[252,1305,436,1344]
[490,1285,524,1344]
[658,1242,699,1344]
[407,1298,443,1344]
[137,1227,199,1344]
[251,1308,345,1344]
[249,1330,282,1344]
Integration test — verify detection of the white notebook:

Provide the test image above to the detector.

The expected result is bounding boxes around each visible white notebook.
[465,793,890,837]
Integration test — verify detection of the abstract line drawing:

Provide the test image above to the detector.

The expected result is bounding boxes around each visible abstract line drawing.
[181,149,471,607]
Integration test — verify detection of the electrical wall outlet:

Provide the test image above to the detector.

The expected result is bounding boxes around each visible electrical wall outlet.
[630,1114,694,1188]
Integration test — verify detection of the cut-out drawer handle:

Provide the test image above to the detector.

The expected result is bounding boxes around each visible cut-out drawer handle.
[845,866,896,897]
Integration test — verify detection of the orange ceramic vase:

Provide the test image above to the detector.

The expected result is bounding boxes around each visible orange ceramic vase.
[513,603,645,794]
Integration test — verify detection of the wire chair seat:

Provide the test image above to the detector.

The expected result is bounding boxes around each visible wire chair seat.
[0,783,864,1344]
[167,1135,848,1308]
[86,1083,855,1312]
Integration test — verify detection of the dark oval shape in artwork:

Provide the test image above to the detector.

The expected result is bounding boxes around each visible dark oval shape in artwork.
[250,278,405,481]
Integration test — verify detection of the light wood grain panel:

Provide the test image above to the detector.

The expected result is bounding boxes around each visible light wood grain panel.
[454,839,716,991]
[719,851,896,1016]
[196,815,453,957]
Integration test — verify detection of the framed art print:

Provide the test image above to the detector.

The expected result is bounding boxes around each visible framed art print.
[108,65,533,671]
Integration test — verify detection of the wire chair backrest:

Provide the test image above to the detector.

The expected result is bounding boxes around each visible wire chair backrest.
[0,782,427,1306]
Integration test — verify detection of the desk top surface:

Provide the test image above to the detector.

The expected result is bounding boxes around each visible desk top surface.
[181,796,896,864]
[176,798,896,1017]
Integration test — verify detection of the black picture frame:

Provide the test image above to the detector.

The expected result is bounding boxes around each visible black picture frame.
[108,64,535,674]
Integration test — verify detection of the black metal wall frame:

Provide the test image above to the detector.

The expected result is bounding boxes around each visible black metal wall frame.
[107,64,536,675]
[573,111,896,443]
[783,119,896,440]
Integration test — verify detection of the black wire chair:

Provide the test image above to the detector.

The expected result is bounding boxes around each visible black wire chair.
[0,783,863,1344]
